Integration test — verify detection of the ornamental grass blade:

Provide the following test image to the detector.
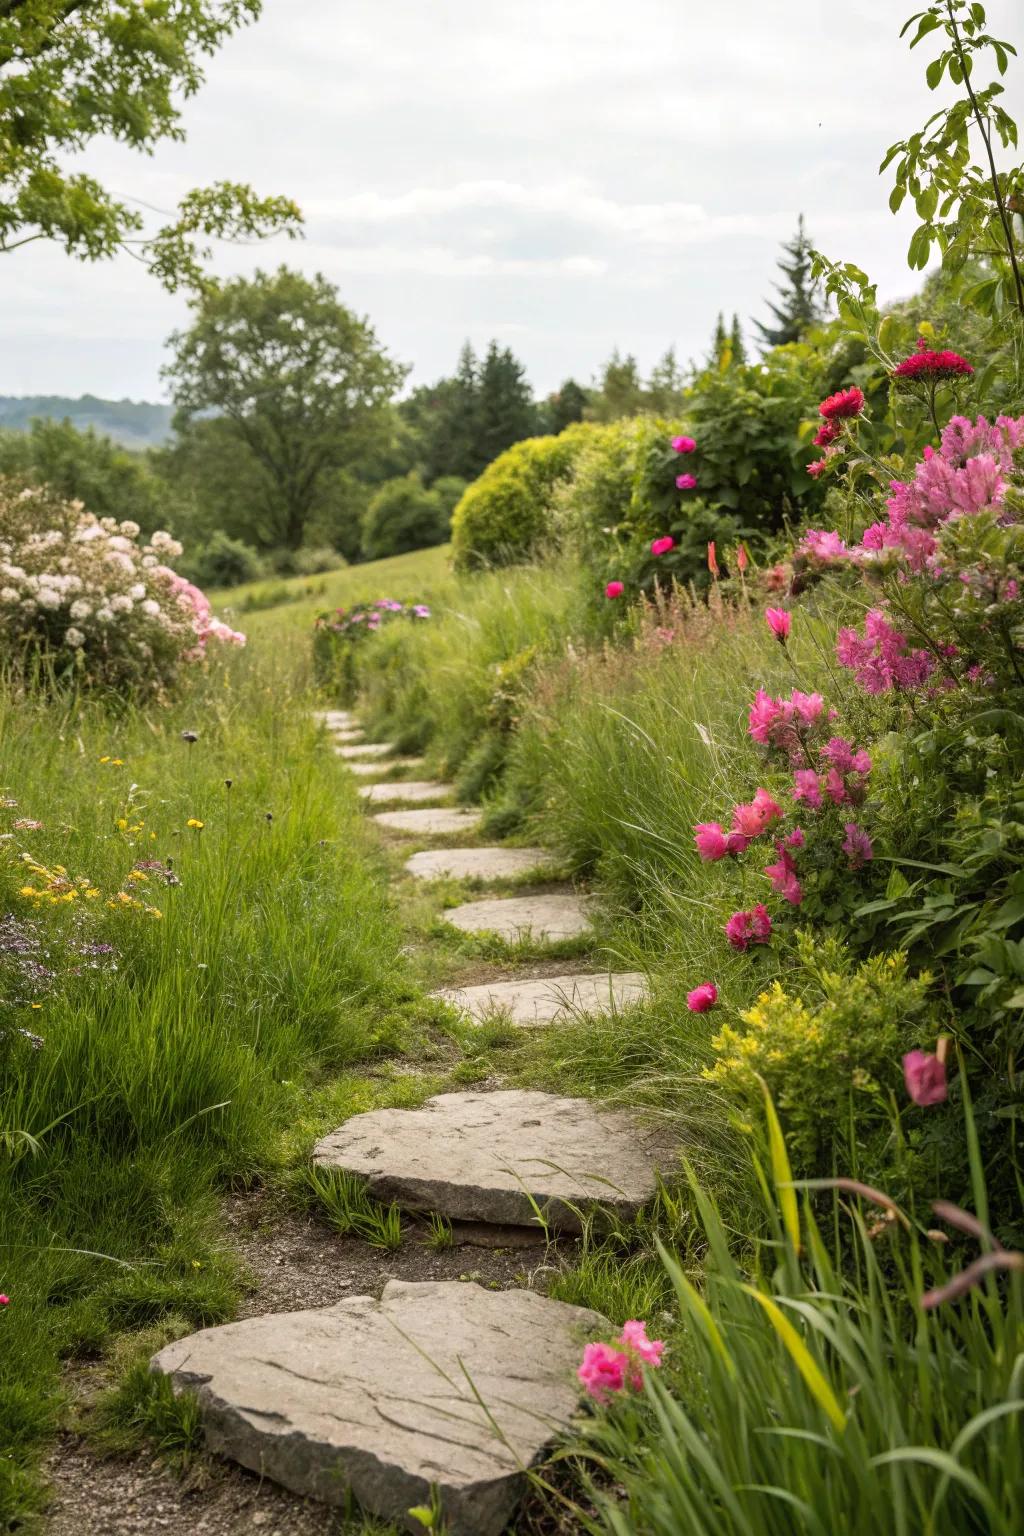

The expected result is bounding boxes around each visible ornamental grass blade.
[760,1082,801,1255]
[739,1284,846,1434]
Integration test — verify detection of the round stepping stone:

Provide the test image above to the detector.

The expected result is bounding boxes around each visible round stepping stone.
[436,971,649,1027]
[336,742,396,760]
[358,780,454,805]
[152,1280,607,1536]
[345,757,426,778]
[374,807,483,837]
[405,847,558,882]
[313,1089,672,1230]
[443,893,595,943]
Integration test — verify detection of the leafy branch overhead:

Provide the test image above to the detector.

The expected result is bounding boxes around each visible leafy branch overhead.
[881,1,1022,313]
[0,1,302,285]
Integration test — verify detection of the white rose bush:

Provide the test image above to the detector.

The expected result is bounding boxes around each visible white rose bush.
[0,480,245,694]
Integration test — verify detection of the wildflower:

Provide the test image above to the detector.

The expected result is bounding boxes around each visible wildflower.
[707,541,719,578]
[676,473,697,491]
[619,1319,665,1375]
[764,841,802,905]
[842,823,873,868]
[605,580,625,599]
[819,386,865,420]
[694,822,730,861]
[736,542,748,573]
[671,435,696,453]
[807,457,829,478]
[813,419,842,448]
[0,1294,8,1306]
[181,730,199,744]
[725,903,773,950]
[186,818,204,830]
[903,1049,947,1107]
[731,789,783,839]
[12,819,43,831]
[893,339,974,382]
[792,769,822,809]
[765,607,791,642]
[650,536,675,557]
[687,982,718,1012]
[578,1341,628,1401]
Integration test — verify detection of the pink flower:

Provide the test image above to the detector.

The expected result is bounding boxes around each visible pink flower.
[672,435,697,453]
[651,536,675,557]
[893,339,973,382]
[842,822,873,868]
[807,457,829,478]
[903,1050,948,1107]
[792,769,822,809]
[0,1294,8,1306]
[694,822,728,861]
[765,607,791,642]
[813,420,842,448]
[687,982,718,1012]
[736,542,749,573]
[676,473,698,491]
[605,581,625,599]
[725,903,773,950]
[731,788,783,840]
[578,1341,628,1401]
[764,853,803,905]
[619,1319,666,1371]
[819,386,865,420]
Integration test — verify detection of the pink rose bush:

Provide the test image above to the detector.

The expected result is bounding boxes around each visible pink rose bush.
[0,480,244,694]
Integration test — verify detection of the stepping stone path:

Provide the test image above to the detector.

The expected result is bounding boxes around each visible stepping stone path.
[437,970,650,1027]
[358,780,454,805]
[314,1089,671,1230]
[346,756,426,777]
[443,892,596,943]
[332,727,365,743]
[151,1280,607,1536]
[161,707,671,1534]
[374,806,483,836]
[405,846,558,881]
[337,741,396,760]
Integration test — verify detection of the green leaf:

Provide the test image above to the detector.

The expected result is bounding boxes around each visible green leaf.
[909,12,943,47]
[915,184,939,220]
[908,224,932,268]
[926,53,948,88]
[889,184,908,214]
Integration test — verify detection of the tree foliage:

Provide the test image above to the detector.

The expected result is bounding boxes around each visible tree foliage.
[0,416,177,527]
[164,267,405,549]
[0,1,301,283]
[754,215,825,349]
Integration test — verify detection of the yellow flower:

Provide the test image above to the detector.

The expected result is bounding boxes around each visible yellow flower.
[116,818,128,831]
[186,818,204,830]
[85,888,101,900]
[30,1002,42,1010]
[127,869,148,883]
[18,885,38,898]
[146,906,163,919]
[99,755,110,764]
[111,759,124,766]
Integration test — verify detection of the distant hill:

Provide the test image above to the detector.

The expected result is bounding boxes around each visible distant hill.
[0,394,173,450]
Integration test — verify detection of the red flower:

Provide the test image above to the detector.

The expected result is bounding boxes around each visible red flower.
[687,982,718,1012]
[893,338,974,382]
[707,541,719,578]
[819,386,865,421]
[813,419,841,448]
[807,458,829,478]
[736,542,749,573]
[605,580,624,599]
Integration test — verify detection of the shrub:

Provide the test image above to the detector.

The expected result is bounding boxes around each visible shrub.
[360,473,450,561]
[0,480,244,693]
[430,474,468,521]
[313,597,431,701]
[182,530,264,590]
[449,423,596,570]
[274,544,345,577]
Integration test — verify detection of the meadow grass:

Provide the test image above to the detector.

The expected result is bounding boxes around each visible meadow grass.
[0,625,415,1524]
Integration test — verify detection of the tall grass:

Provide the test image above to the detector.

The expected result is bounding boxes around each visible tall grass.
[0,639,410,1523]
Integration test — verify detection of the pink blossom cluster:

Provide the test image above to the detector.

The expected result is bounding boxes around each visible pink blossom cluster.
[748,688,828,761]
[725,903,773,949]
[578,1319,665,1402]
[836,609,934,694]
[793,736,872,811]
[694,787,783,862]
[160,570,246,653]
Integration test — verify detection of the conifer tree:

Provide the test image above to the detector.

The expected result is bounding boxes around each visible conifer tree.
[754,215,824,349]
[729,313,747,365]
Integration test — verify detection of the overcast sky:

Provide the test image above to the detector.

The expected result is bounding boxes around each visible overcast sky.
[3,0,1022,402]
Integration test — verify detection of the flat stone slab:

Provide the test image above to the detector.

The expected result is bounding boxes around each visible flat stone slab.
[374,807,483,837]
[331,727,364,743]
[336,742,396,760]
[405,847,559,882]
[151,1279,607,1536]
[346,757,426,778]
[358,780,454,805]
[442,893,595,943]
[437,971,650,1027]
[314,1089,672,1230]
[313,710,355,728]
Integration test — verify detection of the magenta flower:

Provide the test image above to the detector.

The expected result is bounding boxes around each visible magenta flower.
[671,435,697,453]
[807,457,829,478]
[893,339,973,382]
[842,822,873,868]
[792,770,822,809]
[0,1294,8,1306]
[605,580,624,599]
[764,841,803,905]
[903,1050,948,1107]
[819,386,865,420]
[687,982,718,1012]
[676,473,698,491]
[577,1341,628,1401]
[765,607,791,642]
[731,788,783,840]
[725,904,773,950]
[619,1319,666,1373]
[694,822,729,861]
[651,535,675,557]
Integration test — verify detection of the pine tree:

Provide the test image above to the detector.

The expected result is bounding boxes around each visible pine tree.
[754,215,824,349]
[591,349,645,421]
[545,379,589,433]
[708,313,729,368]
[475,343,537,471]
[646,348,686,413]
[729,314,747,366]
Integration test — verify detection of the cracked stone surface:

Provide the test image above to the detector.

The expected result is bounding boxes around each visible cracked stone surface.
[373,807,483,836]
[442,893,595,943]
[436,971,650,1027]
[336,743,396,760]
[346,757,426,778]
[151,1279,606,1536]
[405,847,558,882]
[313,1089,672,1230]
[358,781,454,805]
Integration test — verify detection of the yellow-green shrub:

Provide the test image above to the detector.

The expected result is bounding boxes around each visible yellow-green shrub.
[449,423,597,570]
